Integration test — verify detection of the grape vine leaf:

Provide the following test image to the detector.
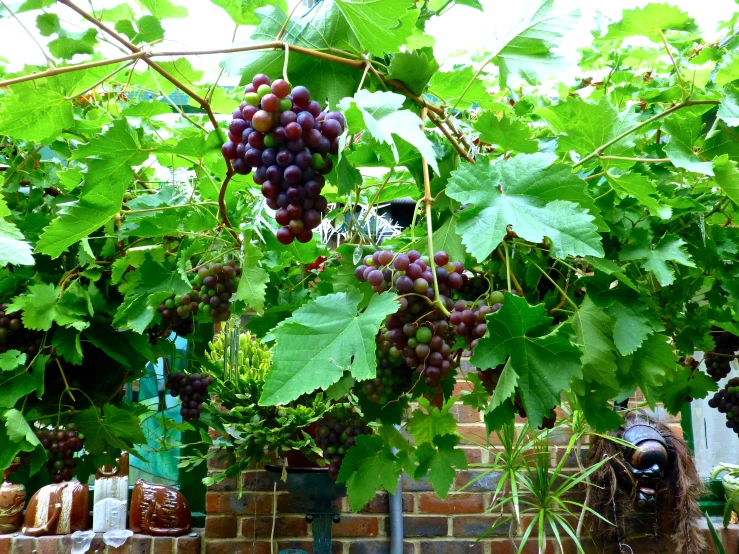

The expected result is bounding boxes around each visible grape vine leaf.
[334,0,417,57]
[538,96,639,169]
[337,434,401,512]
[718,84,739,127]
[661,365,717,414]
[0,354,48,409]
[0,220,34,267]
[0,84,74,142]
[605,300,656,356]
[490,360,517,410]
[570,297,619,390]
[406,397,457,444]
[716,52,739,88]
[237,243,268,312]
[339,90,439,174]
[414,434,468,499]
[73,404,147,459]
[4,409,40,445]
[603,3,694,42]
[662,112,714,175]
[52,327,83,365]
[419,215,467,266]
[260,289,399,406]
[386,49,439,96]
[7,283,85,331]
[459,373,490,411]
[713,155,739,207]
[428,67,500,111]
[620,228,695,286]
[605,171,672,219]
[0,350,25,372]
[208,0,286,26]
[36,13,99,59]
[115,16,165,44]
[139,0,188,19]
[446,156,604,262]
[473,112,538,154]
[470,294,583,429]
[617,333,675,408]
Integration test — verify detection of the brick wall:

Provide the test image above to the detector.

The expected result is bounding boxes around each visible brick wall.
[0,532,201,554]
[203,360,707,554]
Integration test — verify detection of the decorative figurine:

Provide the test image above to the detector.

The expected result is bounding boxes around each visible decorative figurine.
[0,459,25,534]
[129,479,191,536]
[22,481,89,536]
[584,410,705,554]
[93,452,129,532]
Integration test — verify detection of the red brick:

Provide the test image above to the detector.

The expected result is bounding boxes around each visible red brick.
[419,540,483,554]
[208,476,238,492]
[243,471,280,492]
[516,539,558,554]
[452,516,511,537]
[241,516,308,538]
[461,448,483,464]
[152,536,174,554]
[176,534,200,554]
[390,516,448,537]
[450,403,481,423]
[36,537,59,554]
[208,451,235,470]
[277,540,343,554]
[360,493,414,514]
[332,516,380,538]
[419,493,484,514]
[0,537,11,554]
[11,536,34,554]
[108,541,132,554]
[206,515,239,538]
[206,492,274,515]
[131,535,152,554]
[453,381,474,396]
[205,540,272,554]
[455,470,501,492]
[348,540,415,554]
[457,425,489,446]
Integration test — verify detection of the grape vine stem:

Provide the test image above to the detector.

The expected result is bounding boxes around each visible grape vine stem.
[420,108,450,317]
[55,358,77,402]
[496,247,524,296]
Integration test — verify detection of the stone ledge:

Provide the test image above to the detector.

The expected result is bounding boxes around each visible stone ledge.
[0,530,201,554]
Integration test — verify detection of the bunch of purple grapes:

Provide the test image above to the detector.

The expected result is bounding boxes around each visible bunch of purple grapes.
[450,290,506,348]
[28,424,86,483]
[460,275,489,300]
[0,304,45,357]
[707,377,739,435]
[363,330,415,404]
[165,372,214,420]
[355,250,464,388]
[704,328,738,381]
[221,74,346,245]
[314,407,371,479]
[193,260,241,324]
[478,363,505,392]
[157,292,200,337]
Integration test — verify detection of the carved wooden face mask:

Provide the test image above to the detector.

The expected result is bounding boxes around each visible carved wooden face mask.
[621,424,671,508]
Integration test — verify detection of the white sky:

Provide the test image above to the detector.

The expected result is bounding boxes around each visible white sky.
[0,0,736,81]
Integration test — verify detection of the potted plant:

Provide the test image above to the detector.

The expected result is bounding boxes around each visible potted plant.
[711,463,739,525]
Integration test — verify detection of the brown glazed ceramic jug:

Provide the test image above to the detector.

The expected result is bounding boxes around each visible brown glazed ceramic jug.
[0,460,26,534]
[129,479,191,536]
[22,481,89,536]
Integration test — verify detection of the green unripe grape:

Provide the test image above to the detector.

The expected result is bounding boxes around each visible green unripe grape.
[203,304,212,315]
[340,433,347,441]
[489,290,505,305]
[279,98,293,112]
[245,92,259,106]
[77,433,85,440]
[54,460,64,470]
[312,153,326,170]
[420,255,430,264]
[257,84,272,99]
[174,296,182,306]
[379,395,388,404]
[389,346,400,358]
[416,327,432,344]
[327,446,336,454]
[165,299,175,309]
[209,288,217,296]
[338,446,346,455]
[407,338,418,348]
[264,133,278,148]
[193,275,203,285]
[233,277,241,287]
[444,262,456,273]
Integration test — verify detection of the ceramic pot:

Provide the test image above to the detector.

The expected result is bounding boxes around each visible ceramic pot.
[129,479,191,537]
[0,460,25,534]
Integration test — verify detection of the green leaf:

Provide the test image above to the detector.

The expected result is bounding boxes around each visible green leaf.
[0,354,47,408]
[0,351,25,372]
[208,0,286,26]
[4,409,40,445]
[337,434,400,512]
[570,297,619,390]
[620,229,695,286]
[604,3,694,42]
[260,289,399,405]
[662,112,714,175]
[661,365,717,414]
[605,301,656,356]
[52,327,83,365]
[538,96,639,169]
[73,404,147,457]
[713,155,739,207]
[386,49,439,96]
[407,397,457,444]
[470,295,582,429]
[446,157,603,262]
[335,0,416,57]
[122,100,172,118]
[36,13,99,60]
[339,90,439,174]
[0,219,34,267]
[428,67,498,111]
[716,52,739,88]
[605,171,671,219]
[473,112,538,154]
[0,84,74,142]
[459,373,490,411]
[420,215,467,266]
[618,334,675,407]
[490,361,517,409]
[237,243,268,312]
[139,0,188,18]
[7,283,83,331]
[115,16,165,44]
[718,84,739,127]
[415,434,467,499]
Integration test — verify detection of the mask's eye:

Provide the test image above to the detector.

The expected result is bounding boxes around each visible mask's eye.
[629,439,668,472]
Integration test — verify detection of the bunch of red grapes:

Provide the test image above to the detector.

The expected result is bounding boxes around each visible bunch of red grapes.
[363,330,415,404]
[355,250,464,388]
[314,406,372,479]
[707,377,739,435]
[221,74,346,245]
[165,372,214,421]
[0,304,45,357]
[157,260,242,327]
[450,290,505,348]
[704,328,738,381]
[28,425,86,483]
